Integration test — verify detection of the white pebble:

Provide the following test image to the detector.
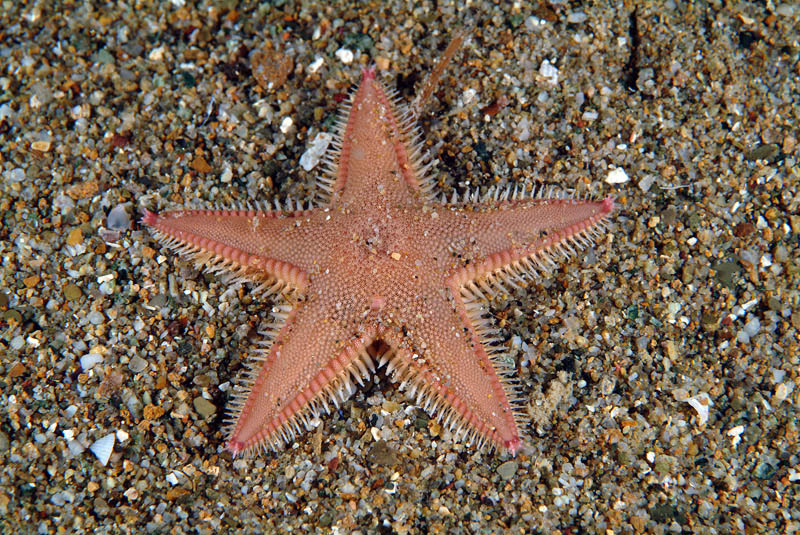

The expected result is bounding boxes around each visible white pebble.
[220,165,233,184]
[279,116,293,134]
[774,382,789,403]
[148,46,165,61]
[461,88,477,106]
[67,439,86,456]
[605,167,630,184]
[10,335,25,350]
[299,132,333,171]
[539,59,559,85]
[80,353,103,371]
[107,205,130,231]
[90,433,115,466]
[638,174,656,192]
[3,168,25,183]
[567,12,587,23]
[335,48,354,64]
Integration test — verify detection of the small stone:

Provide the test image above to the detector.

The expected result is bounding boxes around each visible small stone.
[87,310,105,325]
[299,132,333,171]
[107,205,131,231]
[567,11,587,23]
[366,440,398,467]
[193,397,217,419]
[279,116,293,134]
[701,312,719,332]
[9,335,24,350]
[7,361,25,379]
[66,228,83,246]
[128,355,148,374]
[80,353,103,371]
[605,167,630,184]
[5,310,23,326]
[744,143,780,162]
[63,283,82,301]
[733,222,755,237]
[539,59,559,85]
[23,275,40,288]
[496,460,518,480]
[191,156,212,173]
[143,404,165,420]
[31,140,52,152]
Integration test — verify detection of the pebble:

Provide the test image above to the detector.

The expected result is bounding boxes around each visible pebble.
[193,397,217,419]
[10,335,25,350]
[107,205,131,231]
[538,59,559,85]
[87,310,105,325]
[128,355,148,374]
[605,167,630,184]
[279,116,293,134]
[66,228,83,246]
[496,460,518,480]
[299,132,333,171]
[80,353,103,371]
[63,283,82,301]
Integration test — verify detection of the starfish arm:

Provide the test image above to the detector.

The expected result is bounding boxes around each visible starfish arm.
[436,196,616,287]
[381,290,523,453]
[224,297,379,456]
[321,70,438,207]
[142,207,315,293]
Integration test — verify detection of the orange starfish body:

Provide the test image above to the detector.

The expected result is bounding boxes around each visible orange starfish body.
[144,58,615,457]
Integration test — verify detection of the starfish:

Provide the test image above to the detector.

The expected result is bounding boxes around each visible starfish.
[143,38,615,457]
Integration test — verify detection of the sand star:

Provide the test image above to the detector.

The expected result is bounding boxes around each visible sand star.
[143,44,615,457]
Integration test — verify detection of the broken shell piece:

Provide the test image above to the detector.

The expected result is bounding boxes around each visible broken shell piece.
[89,433,116,466]
[684,393,712,426]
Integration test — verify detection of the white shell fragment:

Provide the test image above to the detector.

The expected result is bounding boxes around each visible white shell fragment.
[308,56,324,74]
[727,425,745,447]
[605,167,630,184]
[335,48,354,64]
[89,432,116,466]
[300,132,333,171]
[684,393,712,425]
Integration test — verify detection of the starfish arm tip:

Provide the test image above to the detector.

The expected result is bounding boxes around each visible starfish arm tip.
[141,209,159,227]
[361,65,377,81]
[601,195,616,213]
[226,439,244,458]
[505,437,523,457]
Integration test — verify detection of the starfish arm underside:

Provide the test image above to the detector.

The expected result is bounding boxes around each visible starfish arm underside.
[381,296,524,453]
[441,196,616,290]
[224,297,381,456]
[143,208,316,293]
